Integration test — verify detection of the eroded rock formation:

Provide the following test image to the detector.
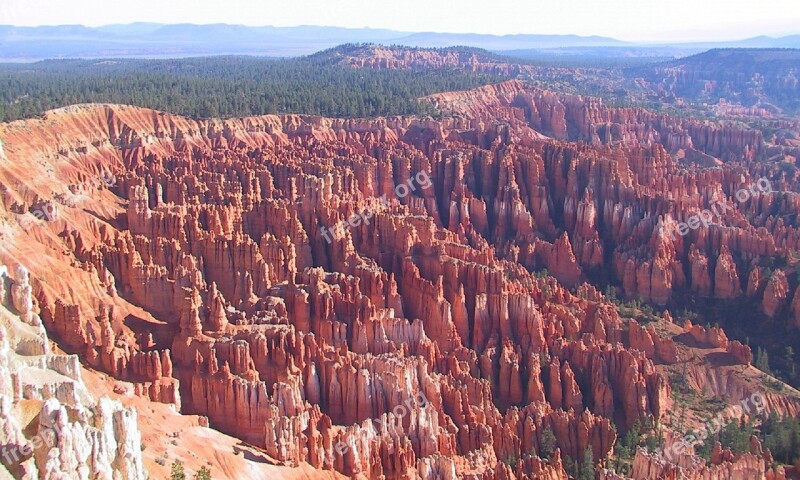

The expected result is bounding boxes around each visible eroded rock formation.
[0,79,798,479]
[0,262,146,480]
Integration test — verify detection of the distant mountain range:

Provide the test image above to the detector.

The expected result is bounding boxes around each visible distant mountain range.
[0,23,799,60]
[630,48,800,113]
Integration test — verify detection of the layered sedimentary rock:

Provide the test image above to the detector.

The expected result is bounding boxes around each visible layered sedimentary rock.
[0,79,798,479]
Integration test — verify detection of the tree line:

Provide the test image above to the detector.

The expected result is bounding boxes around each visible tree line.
[0,54,502,121]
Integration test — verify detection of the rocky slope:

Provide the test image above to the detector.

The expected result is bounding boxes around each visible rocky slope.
[333,45,800,123]
[0,81,798,479]
[317,44,526,76]
[0,263,145,480]
[631,49,800,115]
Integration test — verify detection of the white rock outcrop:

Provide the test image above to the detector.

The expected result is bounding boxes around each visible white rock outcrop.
[0,261,146,480]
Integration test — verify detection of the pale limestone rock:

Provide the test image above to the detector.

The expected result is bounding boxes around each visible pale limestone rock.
[0,266,7,306]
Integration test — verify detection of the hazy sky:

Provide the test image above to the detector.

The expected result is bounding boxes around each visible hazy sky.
[1,0,798,42]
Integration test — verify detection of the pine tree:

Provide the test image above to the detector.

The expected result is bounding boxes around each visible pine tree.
[540,426,557,460]
[193,466,212,480]
[170,460,186,480]
[579,446,594,480]
[755,347,771,373]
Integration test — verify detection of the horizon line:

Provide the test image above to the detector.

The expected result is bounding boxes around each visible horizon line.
[2,22,799,45]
